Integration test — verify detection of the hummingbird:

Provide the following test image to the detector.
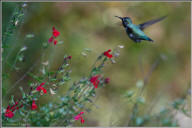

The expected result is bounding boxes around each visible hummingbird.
[115,16,167,43]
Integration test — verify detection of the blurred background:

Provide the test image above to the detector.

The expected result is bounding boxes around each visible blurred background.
[2,2,191,126]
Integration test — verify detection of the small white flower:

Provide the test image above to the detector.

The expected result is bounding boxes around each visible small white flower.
[15,20,19,26]
[42,61,49,66]
[52,84,57,87]
[111,59,116,64]
[20,46,27,52]
[114,52,120,57]
[50,88,56,95]
[22,3,27,8]
[81,52,87,57]
[41,67,46,75]
[118,45,124,49]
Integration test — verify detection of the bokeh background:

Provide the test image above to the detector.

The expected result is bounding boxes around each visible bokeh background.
[2,2,191,126]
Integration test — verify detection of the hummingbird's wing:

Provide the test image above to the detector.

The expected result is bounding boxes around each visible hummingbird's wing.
[138,16,167,30]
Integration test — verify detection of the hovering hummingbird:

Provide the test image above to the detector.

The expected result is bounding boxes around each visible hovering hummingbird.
[115,16,167,43]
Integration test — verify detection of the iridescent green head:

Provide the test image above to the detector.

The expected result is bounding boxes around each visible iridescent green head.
[115,16,132,27]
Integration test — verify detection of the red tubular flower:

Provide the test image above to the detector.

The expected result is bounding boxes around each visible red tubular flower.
[64,56,72,61]
[42,88,47,93]
[20,104,23,108]
[4,101,21,118]
[74,112,85,124]
[36,82,47,94]
[40,82,45,86]
[31,100,37,110]
[54,40,58,45]
[90,75,100,88]
[52,27,60,37]
[48,36,54,43]
[48,27,60,45]
[36,86,42,91]
[67,56,72,59]
[80,117,85,124]
[104,77,110,84]
[12,108,16,112]
[5,108,14,118]
[104,49,113,59]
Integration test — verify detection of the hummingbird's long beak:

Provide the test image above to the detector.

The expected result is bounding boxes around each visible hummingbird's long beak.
[115,16,123,20]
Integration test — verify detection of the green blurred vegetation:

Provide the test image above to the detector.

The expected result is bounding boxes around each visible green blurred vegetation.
[2,2,190,126]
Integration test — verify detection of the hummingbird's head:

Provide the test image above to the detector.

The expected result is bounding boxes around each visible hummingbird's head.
[115,16,132,27]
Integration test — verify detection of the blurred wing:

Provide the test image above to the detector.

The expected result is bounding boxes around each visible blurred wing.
[138,16,167,30]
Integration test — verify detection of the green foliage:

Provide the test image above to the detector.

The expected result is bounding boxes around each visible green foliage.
[2,3,26,58]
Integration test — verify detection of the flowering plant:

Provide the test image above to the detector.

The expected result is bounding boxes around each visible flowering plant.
[2,5,123,125]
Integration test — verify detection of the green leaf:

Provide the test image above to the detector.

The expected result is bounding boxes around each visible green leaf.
[136,117,144,126]
[20,46,27,52]
[19,110,25,117]
[42,42,48,48]
[159,108,169,115]
[136,80,144,88]
[172,98,185,109]
[84,48,92,52]
[124,90,134,98]
[10,95,15,104]
[162,118,171,126]
[136,97,145,104]
[50,78,57,82]
[62,76,71,81]
[58,41,64,44]
[18,54,24,62]
[25,34,34,38]
[2,73,10,79]
[19,86,26,99]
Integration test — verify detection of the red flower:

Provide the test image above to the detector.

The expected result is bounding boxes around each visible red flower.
[64,56,72,61]
[104,49,113,58]
[54,40,58,45]
[90,75,100,88]
[4,102,22,118]
[74,111,85,124]
[31,100,37,110]
[20,104,23,108]
[42,88,47,93]
[52,27,60,37]
[67,56,72,59]
[36,82,45,91]
[36,82,47,94]
[80,118,85,124]
[48,27,60,45]
[48,36,54,43]
[5,108,14,118]
[104,77,110,84]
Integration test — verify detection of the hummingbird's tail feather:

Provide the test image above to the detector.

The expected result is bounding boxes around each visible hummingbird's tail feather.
[138,15,167,30]
[146,37,154,42]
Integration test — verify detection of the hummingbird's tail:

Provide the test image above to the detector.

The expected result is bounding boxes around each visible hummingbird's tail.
[146,37,154,42]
